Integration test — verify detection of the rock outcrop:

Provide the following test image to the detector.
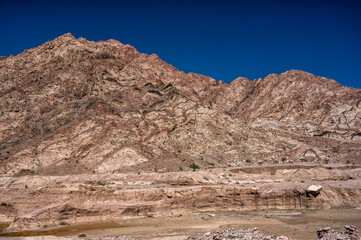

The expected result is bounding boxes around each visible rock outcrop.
[1,164,361,232]
[306,185,323,196]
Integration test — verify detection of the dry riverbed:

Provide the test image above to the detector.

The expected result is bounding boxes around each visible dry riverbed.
[1,208,360,240]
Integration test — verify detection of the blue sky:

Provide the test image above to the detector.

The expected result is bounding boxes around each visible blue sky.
[1,0,361,88]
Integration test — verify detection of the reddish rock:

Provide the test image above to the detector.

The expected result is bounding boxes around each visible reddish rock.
[0,33,360,177]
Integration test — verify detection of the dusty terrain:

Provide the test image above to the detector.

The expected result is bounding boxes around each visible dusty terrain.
[0,34,361,238]
[0,208,360,240]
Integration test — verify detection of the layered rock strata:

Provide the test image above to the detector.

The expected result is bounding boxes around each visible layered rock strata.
[0,34,360,176]
[0,164,360,232]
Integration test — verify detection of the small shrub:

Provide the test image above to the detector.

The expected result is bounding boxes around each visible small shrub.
[78,233,87,237]
[97,181,105,186]
[25,185,28,189]
[188,163,200,170]
[203,176,209,181]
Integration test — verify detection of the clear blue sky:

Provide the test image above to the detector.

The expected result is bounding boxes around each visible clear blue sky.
[1,0,361,88]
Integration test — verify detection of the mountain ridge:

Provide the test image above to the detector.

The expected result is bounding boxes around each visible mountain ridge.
[0,33,360,176]
[2,33,350,86]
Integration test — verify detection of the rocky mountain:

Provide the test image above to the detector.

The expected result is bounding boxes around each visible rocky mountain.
[0,33,360,176]
[211,70,361,138]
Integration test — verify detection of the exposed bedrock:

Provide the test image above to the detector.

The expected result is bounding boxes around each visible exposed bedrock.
[1,34,361,176]
[3,182,361,232]
[1,164,360,232]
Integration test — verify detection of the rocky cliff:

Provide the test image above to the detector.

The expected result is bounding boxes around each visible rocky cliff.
[1,164,361,232]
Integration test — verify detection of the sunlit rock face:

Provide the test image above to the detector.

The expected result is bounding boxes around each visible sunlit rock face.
[0,33,360,176]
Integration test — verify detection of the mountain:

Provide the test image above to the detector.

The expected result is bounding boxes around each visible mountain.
[211,70,361,138]
[1,33,360,176]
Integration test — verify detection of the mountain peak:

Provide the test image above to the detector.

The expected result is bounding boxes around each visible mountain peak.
[52,33,76,43]
[283,69,312,75]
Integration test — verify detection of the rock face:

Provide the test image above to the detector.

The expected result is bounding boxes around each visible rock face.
[0,33,360,176]
[213,71,361,138]
[1,163,361,232]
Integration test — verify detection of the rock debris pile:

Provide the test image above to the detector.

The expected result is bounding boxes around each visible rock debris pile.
[91,226,361,240]
[317,225,359,240]
[97,236,136,240]
[186,228,291,240]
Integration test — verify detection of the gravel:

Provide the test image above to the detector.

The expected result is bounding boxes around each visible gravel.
[317,225,359,240]
[185,228,291,240]
[95,225,360,240]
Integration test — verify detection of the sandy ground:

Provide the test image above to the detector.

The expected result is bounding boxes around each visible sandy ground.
[1,208,360,240]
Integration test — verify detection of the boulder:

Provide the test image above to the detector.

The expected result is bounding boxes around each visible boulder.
[307,185,323,196]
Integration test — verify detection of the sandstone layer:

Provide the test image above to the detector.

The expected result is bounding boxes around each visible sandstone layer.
[0,163,360,233]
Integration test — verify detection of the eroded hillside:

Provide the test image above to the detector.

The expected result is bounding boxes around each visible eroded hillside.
[1,33,360,176]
